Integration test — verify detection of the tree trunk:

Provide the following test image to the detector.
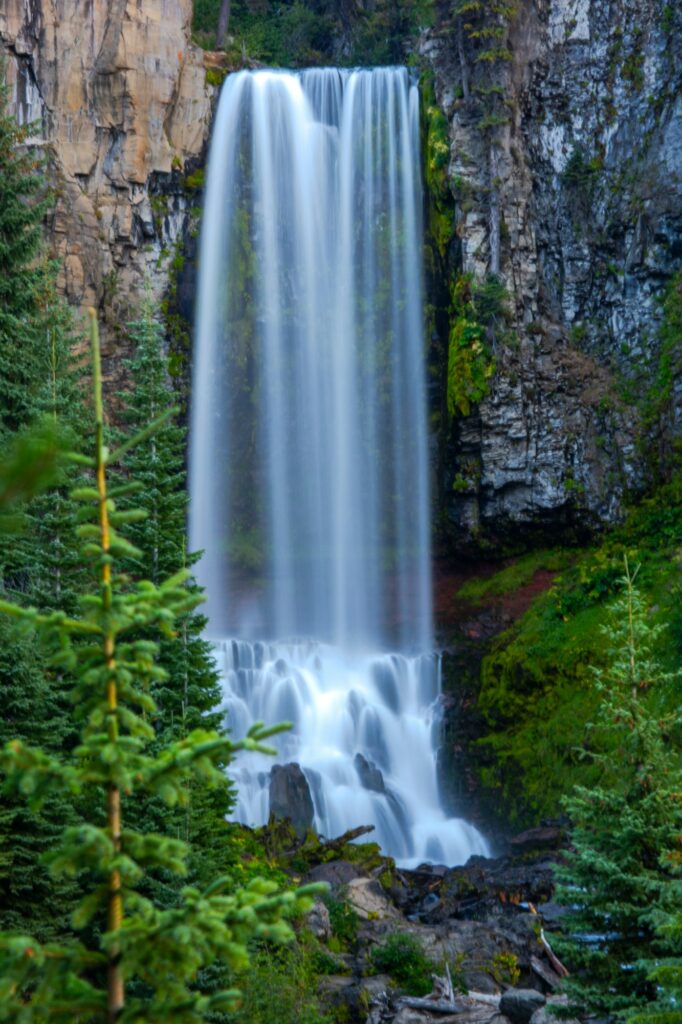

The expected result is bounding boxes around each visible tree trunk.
[216,0,231,50]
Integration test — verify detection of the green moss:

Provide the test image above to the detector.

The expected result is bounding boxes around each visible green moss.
[446,273,503,418]
[205,66,227,89]
[457,549,568,604]
[421,72,454,261]
[637,272,682,480]
[183,168,205,192]
[475,46,513,62]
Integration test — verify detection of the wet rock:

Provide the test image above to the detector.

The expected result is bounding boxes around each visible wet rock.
[355,753,386,793]
[499,990,546,1024]
[394,851,557,924]
[269,762,314,839]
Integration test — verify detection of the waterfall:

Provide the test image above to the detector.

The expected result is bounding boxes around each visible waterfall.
[189,67,488,868]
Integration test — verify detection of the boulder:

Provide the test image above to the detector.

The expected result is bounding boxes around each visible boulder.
[529,996,579,1024]
[509,828,565,855]
[499,989,546,1024]
[355,752,386,792]
[346,877,401,920]
[305,859,367,889]
[307,898,332,941]
[269,762,314,839]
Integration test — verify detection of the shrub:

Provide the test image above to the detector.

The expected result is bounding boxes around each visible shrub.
[370,932,437,996]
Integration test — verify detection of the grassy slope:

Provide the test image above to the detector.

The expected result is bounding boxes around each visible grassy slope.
[457,478,682,826]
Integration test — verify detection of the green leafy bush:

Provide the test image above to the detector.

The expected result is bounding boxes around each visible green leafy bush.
[370,932,438,996]
[323,891,358,951]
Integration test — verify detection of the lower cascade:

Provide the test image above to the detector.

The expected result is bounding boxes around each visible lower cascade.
[189,65,488,866]
[219,640,486,868]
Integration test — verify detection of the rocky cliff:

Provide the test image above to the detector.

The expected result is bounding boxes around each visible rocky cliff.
[422,0,681,548]
[2,1,680,536]
[0,0,214,381]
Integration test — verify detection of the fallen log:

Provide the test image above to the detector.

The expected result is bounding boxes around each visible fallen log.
[323,824,375,850]
[528,902,570,979]
[539,929,569,979]
[398,996,467,1014]
[466,993,502,1007]
[531,954,562,990]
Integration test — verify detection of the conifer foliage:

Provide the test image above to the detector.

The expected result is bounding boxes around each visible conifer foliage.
[556,558,682,1021]
[0,76,51,437]
[0,312,319,1021]
[0,79,86,942]
[120,301,234,893]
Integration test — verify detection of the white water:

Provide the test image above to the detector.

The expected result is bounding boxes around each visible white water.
[190,67,488,867]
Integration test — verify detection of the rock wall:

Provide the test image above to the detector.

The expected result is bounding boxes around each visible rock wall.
[2,0,680,534]
[0,0,215,384]
[423,0,682,546]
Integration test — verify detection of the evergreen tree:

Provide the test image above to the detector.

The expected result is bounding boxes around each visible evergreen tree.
[0,312,318,1021]
[0,616,78,940]
[27,264,90,614]
[119,301,234,894]
[0,84,85,940]
[0,74,50,438]
[556,558,682,1019]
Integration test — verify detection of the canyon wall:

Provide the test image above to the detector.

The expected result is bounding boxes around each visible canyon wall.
[423,0,681,547]
[1,0,680,534]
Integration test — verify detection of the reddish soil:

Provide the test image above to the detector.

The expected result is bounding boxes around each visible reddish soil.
[433,558,558,641]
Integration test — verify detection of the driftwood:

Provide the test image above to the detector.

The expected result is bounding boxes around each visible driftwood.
[466,993,502,1007]
[531,954,562,990]
[528,902,570,979]
[539,930,569,979]
[323,824,375,850]
[398,996,467,1014]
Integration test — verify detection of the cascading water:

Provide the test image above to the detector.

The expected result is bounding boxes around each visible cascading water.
[189,66,488,868]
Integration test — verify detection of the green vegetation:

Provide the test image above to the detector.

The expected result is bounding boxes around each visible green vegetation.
[0,80,51,437]
[370,932,439,996]
[0,80,87,943]
[561,147,603,192]
[471,474,682,825]
[456,549,568,604]
[447,273,502,418]
[556,559,682,1019]
[638,272,682,480]
[225,939,334,1024]
[0,314,320,1019]
[192,0,434,67]
[323,891,359,952]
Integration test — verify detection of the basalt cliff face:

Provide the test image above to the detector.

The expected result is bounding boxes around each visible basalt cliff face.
[423,0,682,548]
[0,0,215,382]
[2,1,681,536]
